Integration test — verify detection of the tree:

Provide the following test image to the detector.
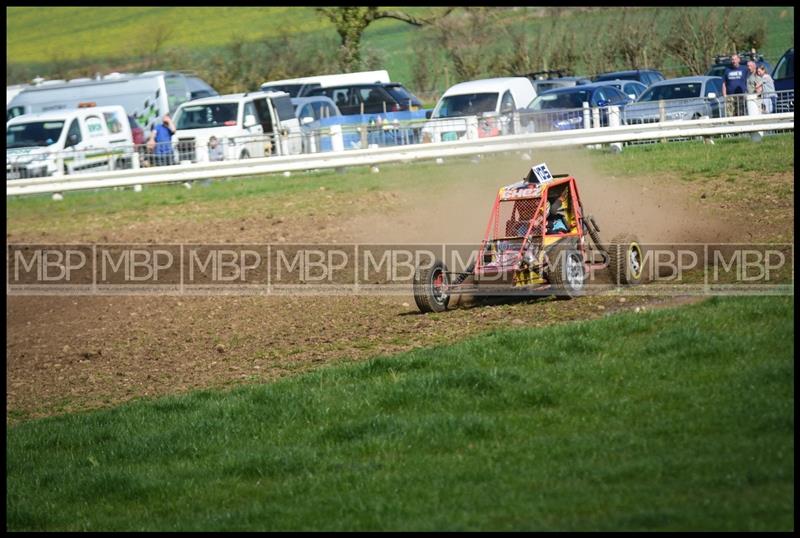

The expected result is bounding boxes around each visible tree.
[665,8,767,76]
[316,7,455,70]
[427,7,504,81]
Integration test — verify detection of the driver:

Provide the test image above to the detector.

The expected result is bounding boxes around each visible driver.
[546,197,570,233]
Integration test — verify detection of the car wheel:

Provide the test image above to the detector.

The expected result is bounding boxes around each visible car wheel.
[607,234,644,286]
[413,259,450,313]
[548,245,585,299]
[240,149,250,160]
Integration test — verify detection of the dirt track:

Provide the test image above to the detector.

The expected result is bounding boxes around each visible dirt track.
[6,153,794,422]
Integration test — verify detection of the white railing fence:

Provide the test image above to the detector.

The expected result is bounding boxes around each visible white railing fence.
[7,110,793,197]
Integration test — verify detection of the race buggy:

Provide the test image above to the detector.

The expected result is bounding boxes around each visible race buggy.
[413,163,644,313]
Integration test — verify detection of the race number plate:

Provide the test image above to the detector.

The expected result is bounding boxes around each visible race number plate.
[531,162,553,183]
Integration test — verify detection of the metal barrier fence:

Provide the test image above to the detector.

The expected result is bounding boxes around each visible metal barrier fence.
[7,112,793,197]
[6,90,794,184]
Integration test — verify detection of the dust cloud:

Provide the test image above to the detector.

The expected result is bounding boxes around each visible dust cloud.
[347,149,741,246]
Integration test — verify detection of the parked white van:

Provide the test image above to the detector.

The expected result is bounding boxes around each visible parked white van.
[171,91,303,162]
[7,105,134,179]
[7,84,28,106]
[7,71,214,131]
[421,77,537,142]
[260,70,390,98]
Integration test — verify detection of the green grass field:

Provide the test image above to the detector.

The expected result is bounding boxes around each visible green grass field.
[592,133,795,181]
[6,295,794,531]
[7,7,794,91]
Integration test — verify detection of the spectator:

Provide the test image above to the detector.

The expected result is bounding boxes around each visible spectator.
[207,135,224,161]
[147,113,176,166]
[745,60,764,116]
[721,54,748,117]
[757,64,776,114]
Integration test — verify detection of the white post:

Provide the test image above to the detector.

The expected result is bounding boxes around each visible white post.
[330,125,344,152]
[582,102,590,129]
[432,124,441,143]
[591,107,601,129]
[131,150,140,169]
[308,131,318,154]
[54,153,65,177]
[746,94,761,116]
[466,116,479,140]
[746,94,764,141]
[608,105,623,153]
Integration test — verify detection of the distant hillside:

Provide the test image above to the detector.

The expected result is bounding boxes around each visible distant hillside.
[6,6,793,95]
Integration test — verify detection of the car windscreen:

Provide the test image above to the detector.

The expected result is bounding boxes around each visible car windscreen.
[528,90,591,110]
[434,93,498,118]
[638,83,702,102]
[7,121,65,148]
[386,85,421,106]
[174,103,239,129]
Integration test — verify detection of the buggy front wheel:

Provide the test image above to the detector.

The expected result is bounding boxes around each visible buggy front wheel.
[549,247,586,299]
[608,234,644,285]
[413,260,450,313]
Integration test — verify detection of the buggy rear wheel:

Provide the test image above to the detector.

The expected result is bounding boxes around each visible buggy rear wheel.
[413,260,450,313]
[608,234,644,285]
[548,247,586,298]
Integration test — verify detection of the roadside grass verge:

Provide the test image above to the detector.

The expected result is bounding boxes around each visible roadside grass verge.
[6,295,794,531]
[5,156,497,236]
[591,132,794,182]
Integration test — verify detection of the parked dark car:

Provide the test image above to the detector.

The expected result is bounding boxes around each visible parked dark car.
[520,83,632,132]
[772,47,794,112]
[517,69,592,94]
[306,82,423,115]
[593,69,665,86]
[623,76,725,124]
[592,79,648,100]
[185,75,219,101]
[706,51,771,78]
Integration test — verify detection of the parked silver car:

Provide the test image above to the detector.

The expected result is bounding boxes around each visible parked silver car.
[623,76,725,124]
